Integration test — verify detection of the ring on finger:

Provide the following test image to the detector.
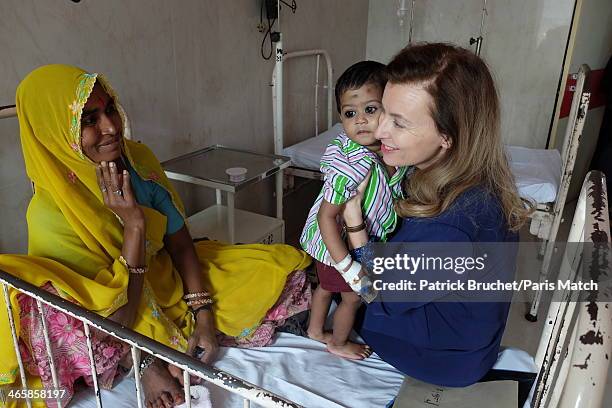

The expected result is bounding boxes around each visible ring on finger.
[101,187,107,192]
[113,189,123,196]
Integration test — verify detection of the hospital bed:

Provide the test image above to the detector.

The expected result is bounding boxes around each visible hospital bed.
[0,61,607,406]
[272,51,592,322]
[0,168,609,407]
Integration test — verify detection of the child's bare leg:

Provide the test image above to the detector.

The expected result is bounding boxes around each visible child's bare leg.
[307,285,333,343]
[327,291,372,360]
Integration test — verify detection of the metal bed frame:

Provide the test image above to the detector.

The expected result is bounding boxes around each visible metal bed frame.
[0,168,609,408]
[526,64,592,322]
[0,271,301,408]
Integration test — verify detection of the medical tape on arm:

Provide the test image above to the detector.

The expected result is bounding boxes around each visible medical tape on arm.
[333,253,352,272]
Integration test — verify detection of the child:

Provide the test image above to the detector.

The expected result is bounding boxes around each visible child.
[300,61,408,360]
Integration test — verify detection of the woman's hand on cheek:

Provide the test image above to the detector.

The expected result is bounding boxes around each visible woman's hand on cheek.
[96,161,145,228]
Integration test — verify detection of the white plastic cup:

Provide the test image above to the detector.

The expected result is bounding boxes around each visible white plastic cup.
[225,167,247,182]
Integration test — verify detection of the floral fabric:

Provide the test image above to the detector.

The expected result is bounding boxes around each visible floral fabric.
[218,270,311,348]
[17,284,128,407]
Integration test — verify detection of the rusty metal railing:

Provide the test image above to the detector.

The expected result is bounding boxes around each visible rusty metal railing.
[531,170,611,407]
[0,271,302,408]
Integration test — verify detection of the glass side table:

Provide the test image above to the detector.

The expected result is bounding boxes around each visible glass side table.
[161,145,291,244]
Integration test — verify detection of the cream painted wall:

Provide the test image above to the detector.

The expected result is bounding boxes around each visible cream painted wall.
[0,0,369,253]
[366,0,575,149]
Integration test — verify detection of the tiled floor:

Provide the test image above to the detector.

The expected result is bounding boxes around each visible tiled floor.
[283,180,611,406]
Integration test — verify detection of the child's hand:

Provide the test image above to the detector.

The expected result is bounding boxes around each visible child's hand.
[343,170,371,226]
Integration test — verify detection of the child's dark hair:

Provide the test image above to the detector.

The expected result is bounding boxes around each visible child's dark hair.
[335,61,387,113]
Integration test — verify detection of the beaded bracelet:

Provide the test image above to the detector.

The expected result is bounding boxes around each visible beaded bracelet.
[139,354,155,376]
[186,298,214,308]
[183,291,211,300]
[118,255,147,274]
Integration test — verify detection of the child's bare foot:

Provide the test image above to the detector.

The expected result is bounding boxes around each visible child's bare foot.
[327,341,372,360]
[142,358,185,408]
[307,330,333,344]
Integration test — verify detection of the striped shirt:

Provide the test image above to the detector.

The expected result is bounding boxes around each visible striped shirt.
[300,132,408,265]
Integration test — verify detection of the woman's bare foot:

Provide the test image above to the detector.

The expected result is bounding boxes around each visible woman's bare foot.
[142,359,185,408]
[307,330,333,344]
[327,341,372,360]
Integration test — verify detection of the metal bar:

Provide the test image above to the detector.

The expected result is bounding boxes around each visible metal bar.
[532,171,611,407]
[227,192,235,244]
[559,171,611,407]
[216,189,222,205]
[534,199,586,367]
[183,370,191,408]
[0,105,17,119]
[271,49,334,157]
[35,299,62,408]
[0,271,302,407]
[276,171,283,221]
[560,65,590,164]
[528,66,591,320]
[548,310,579,407]
[83,322,103,408]
[536,283,580,407]
[131,347,144,408]
[532,172,587,405]
[2,283,32,408]
[244,398,251,408]
[273,38,284,156]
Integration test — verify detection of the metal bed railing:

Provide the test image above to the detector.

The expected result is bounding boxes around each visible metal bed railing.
[526,64,593,322]
[0,105,17,119]
[531,170,611,408]
[271,47,333,185]
[0,270,302,408]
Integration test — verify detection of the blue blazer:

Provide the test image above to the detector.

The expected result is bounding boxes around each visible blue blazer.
[359,187,518,387]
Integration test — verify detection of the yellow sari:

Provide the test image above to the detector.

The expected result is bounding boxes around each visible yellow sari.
[0,65,310,392]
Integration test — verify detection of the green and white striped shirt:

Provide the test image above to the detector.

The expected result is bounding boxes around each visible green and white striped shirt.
[300,133,408,265]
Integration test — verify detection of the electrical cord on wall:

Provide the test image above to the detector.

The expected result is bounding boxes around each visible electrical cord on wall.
[260,0,297,60]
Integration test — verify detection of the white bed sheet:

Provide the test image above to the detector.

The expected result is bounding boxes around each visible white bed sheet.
[70,333,536,408]
[70,332,404,408]
[282,125,563,204]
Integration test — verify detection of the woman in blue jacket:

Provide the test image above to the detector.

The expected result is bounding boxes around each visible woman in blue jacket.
[341,43,532,388]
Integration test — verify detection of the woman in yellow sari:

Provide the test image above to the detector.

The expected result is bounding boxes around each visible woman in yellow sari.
[0,65,310,408]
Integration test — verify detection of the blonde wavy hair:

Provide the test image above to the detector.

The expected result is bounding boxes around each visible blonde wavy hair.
[388,43,533,231]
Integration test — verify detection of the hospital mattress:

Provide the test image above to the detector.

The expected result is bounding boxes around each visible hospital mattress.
[70,332,404,408]
[282,124,563,204]
[71,331,536,408]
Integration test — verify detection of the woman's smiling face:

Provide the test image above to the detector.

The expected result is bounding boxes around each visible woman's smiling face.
[375,82,450,169]
[80,82,123,163]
